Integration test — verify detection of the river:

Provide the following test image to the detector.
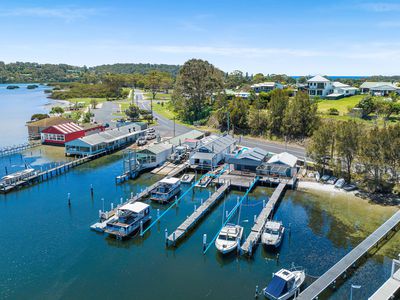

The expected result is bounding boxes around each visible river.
[0,87,398,300]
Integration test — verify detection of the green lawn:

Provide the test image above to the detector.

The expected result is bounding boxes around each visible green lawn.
[317,95,364,115]
[144,92,172,101]
[152,101,177,120]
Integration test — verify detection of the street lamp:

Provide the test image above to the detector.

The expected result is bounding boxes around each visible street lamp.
[350,284,361,300]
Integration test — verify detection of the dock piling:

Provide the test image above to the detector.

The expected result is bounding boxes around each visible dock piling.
[157,209,160,220]
[255,285,259,298]
[140,221,143,236]
[67,193,71,206]
[90,184,94,196]
[165,228,168,245]
[203,234,207,251]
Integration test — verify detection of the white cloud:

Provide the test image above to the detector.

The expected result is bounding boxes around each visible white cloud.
[0,7,102,21]
[358,2,400,12]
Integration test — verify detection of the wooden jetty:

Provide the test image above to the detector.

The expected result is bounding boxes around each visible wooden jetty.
[298,210,400,300]
[167,182,231,245]
[369,263,400,300]
[0,142,40,158]
[241,182,287,255]
[0,151,106,194]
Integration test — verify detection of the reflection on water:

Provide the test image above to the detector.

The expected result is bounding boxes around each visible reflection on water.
[0,116,399,299]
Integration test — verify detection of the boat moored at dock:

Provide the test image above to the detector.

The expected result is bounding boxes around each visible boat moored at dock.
[215,223,243,254]
[261,220,285,248]
[104,202,151,239]
[263,268,305,300]
[150,177,181,203]
[0,168,37,187]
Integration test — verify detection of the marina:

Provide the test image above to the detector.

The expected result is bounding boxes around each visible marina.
[0,142,40,157]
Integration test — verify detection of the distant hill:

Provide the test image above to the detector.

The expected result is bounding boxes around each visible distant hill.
[89,63,180,76]
[0,61,180,83]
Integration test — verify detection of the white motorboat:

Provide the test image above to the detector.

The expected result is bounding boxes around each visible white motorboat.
[215,223,243,254]
[263,268,306,300]
[150,177,181,203]
[104,202,151,239]
[261,220,285,248]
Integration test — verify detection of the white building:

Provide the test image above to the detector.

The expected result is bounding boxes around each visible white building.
[190,135,236,170]
[257,152,298,177]
[360,82,400,96]
[251,82,283,93]
[307,75,333,97]
[326,82,359,99]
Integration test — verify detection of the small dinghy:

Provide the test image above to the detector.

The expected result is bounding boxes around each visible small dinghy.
[263,268,305,300]
[215,223,243,254]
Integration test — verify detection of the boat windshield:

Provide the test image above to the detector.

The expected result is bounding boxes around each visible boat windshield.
[218,234,236,241]
[265,275,288,298]
[266,228,280,235]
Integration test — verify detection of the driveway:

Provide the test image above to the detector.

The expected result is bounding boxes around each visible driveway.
[93,101,120,128]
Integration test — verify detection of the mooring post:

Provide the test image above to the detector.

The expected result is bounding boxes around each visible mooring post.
[67,193,71,206]
[120,197,123,205]
[165,228,168,246]
[263,199,265,207]
[201,198,203,205]
[237,237,241,255]
[140,220,143,236]
[157,209,160,220]
[90,184,94,197]
[194,205,197,212]
[254,215,257,223]
[111,203,114,210]
[254,285,259,298]
[203,233,207,251]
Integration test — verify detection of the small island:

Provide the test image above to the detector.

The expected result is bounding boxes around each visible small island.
[27,84,39,89]
[6,85,20,89]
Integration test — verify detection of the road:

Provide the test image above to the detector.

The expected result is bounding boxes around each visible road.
[93,101,120,128]
[134,90,306,157]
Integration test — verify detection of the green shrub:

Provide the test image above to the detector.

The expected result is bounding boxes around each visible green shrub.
[328,107,339,115]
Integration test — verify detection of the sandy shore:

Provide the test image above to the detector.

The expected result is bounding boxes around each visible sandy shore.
[297,180,355,196]
[43,99,71,109]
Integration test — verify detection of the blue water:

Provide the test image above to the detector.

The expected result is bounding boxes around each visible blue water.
[0,88,397,300]
[0,83,51,147]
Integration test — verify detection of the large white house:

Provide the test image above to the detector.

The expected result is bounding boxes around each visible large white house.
[360,82,400,96]
[251,82,283,93]
[308,75,358,99]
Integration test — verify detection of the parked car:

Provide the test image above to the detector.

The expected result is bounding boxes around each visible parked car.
[320,175,330,182]
[343,184,357,191]
[327,176,338,184]
[147,127,156,133]
[335,178,346,188]
[145,133,156,140]
[137,137,147,146]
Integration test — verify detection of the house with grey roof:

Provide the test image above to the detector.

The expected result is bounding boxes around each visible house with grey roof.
[226,147,269,172]
[251,82,283,93]
[190,135,236,170]
[257,152,298,177]
[360,82,400,96]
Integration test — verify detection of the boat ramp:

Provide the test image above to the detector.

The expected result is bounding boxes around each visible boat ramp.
[241,182,287,255]
[297,209,400,300]
[167,182,231,245]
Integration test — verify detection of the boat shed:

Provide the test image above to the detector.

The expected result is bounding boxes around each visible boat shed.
[256,152,298,177]
[226,147,269,172]
[65,124,146,156]
[189,135,236,170]
[167,130,204,147]
[135,143,173,169]
[26,116,71,140]
[40,123,105,145]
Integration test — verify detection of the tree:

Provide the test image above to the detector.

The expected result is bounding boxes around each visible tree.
[90,99,98,109]
[335,120,362,181]
[172,59,224,123]
[267,89,289,136]
[248,108,268,136]
[144,70,173,117]
[50,106,64,114]
[125,104,140,121]
[356,95,376,117]
[31,113,49,121]
[283,91,319,140]
[307,121,336,175]
[228,98,249,133]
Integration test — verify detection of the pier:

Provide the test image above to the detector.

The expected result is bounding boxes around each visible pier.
[369,257,400,299]
[241,182,287,255]
[0,151,106,194]
[297,210,400,300]
[167,182,231,245]
[0,142,40,157]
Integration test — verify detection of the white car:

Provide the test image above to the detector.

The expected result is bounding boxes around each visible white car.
[145,133,156,140]
[137,137,147,146]
[147,127,156,133]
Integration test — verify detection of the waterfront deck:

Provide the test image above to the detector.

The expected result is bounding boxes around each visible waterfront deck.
[0,142,40,158]
[369,268,400,299]
[298,210,400,300]
[0,151,106,194]
[241,182,287,255]
[216,173,256,188]
[167,182,231,245]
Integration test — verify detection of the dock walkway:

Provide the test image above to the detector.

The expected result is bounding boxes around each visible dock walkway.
[298,210,400,300]
[0,142,40,158]
[241,182,287,255]
[0,151,106,194]
[369,268,400,300]
[167,182,230,245]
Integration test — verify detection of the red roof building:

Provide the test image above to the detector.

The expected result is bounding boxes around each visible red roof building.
[40,122,104,145]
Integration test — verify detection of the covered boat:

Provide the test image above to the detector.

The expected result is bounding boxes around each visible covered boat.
[215,224,243,254]
[261,220,285,248]
[150,177,181,203]
[104,202,151,239]
[263,268,305,300]
[0,168,36,187]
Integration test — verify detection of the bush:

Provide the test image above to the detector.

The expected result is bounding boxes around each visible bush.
[328,108,339,115]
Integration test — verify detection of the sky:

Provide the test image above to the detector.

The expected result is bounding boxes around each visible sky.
[1,0,400,75]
